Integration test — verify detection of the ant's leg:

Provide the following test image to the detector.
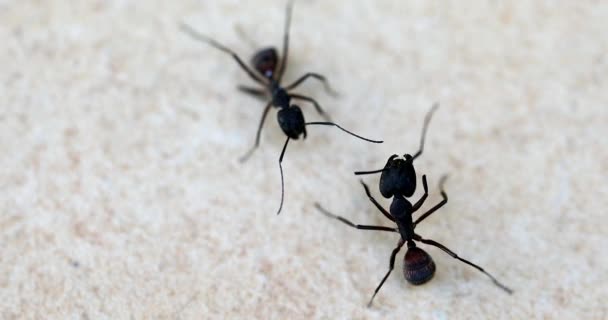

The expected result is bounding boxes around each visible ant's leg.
[368,239,405,307]
[414,235,513,294]
[411,175,429,212]
[290,93,331,121]
[239,101,273,162]
[314,203,398,233]
[413,175,447,225]
[277,0,295,82]
[180,23,267,85]
[237,85,266,99]
[360,180,395,222]
[235,24,258,50]
[284,72,339,96]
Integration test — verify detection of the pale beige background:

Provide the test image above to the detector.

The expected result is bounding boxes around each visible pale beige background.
[1,1,607,319]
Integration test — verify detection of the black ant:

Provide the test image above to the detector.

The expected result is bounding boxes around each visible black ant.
[180,1,382,214]
[315,104,512,306]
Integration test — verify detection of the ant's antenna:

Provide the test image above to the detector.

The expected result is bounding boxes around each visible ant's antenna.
[354,168,386,175]
[353,103,439,175]
[305,122,383,143]
[276,122,381,215]
[411,103,439,161]
[276,137,290,215]
[354,154,398,176]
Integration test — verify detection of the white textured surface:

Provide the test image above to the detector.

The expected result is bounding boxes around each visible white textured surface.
[1,1,607,319]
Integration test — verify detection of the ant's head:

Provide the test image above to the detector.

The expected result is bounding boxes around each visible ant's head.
[360,104,439,199]
[277,105,306,139]
[379,154,417,198]
[252,47,279,79]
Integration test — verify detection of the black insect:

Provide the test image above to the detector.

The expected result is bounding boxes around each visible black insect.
[180,1,382,214]
[315,104,512,306]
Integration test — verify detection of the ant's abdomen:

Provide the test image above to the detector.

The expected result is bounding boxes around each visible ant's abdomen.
[404,246,436,285]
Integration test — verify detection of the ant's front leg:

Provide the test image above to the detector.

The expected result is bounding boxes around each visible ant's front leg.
[360,180,395,222]
[290,93,331,121]
[414,175,448,225]
[284,72,339,97]
[411,175,429,212]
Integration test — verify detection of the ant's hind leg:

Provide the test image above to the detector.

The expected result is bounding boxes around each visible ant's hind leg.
[276,0,295,82]
[367,240,405,307]
[414,235,513,294]
[180,23,267,85]
[237,85,267,100]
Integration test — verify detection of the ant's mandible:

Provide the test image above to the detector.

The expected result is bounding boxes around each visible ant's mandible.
[180,1,382,214]
[316,104,512,306]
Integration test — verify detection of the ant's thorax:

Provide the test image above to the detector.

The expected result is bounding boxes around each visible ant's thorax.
[269,81,291,109]
[390,195,416,241]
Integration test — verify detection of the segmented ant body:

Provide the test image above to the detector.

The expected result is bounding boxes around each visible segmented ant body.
[316,105,512,306]
[181,1,382,214]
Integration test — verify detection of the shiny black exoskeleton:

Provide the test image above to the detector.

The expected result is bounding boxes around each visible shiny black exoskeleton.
[316,105,512,306]
[180,1,382,214]
[181,1,339,162]
[379,154,417,198]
